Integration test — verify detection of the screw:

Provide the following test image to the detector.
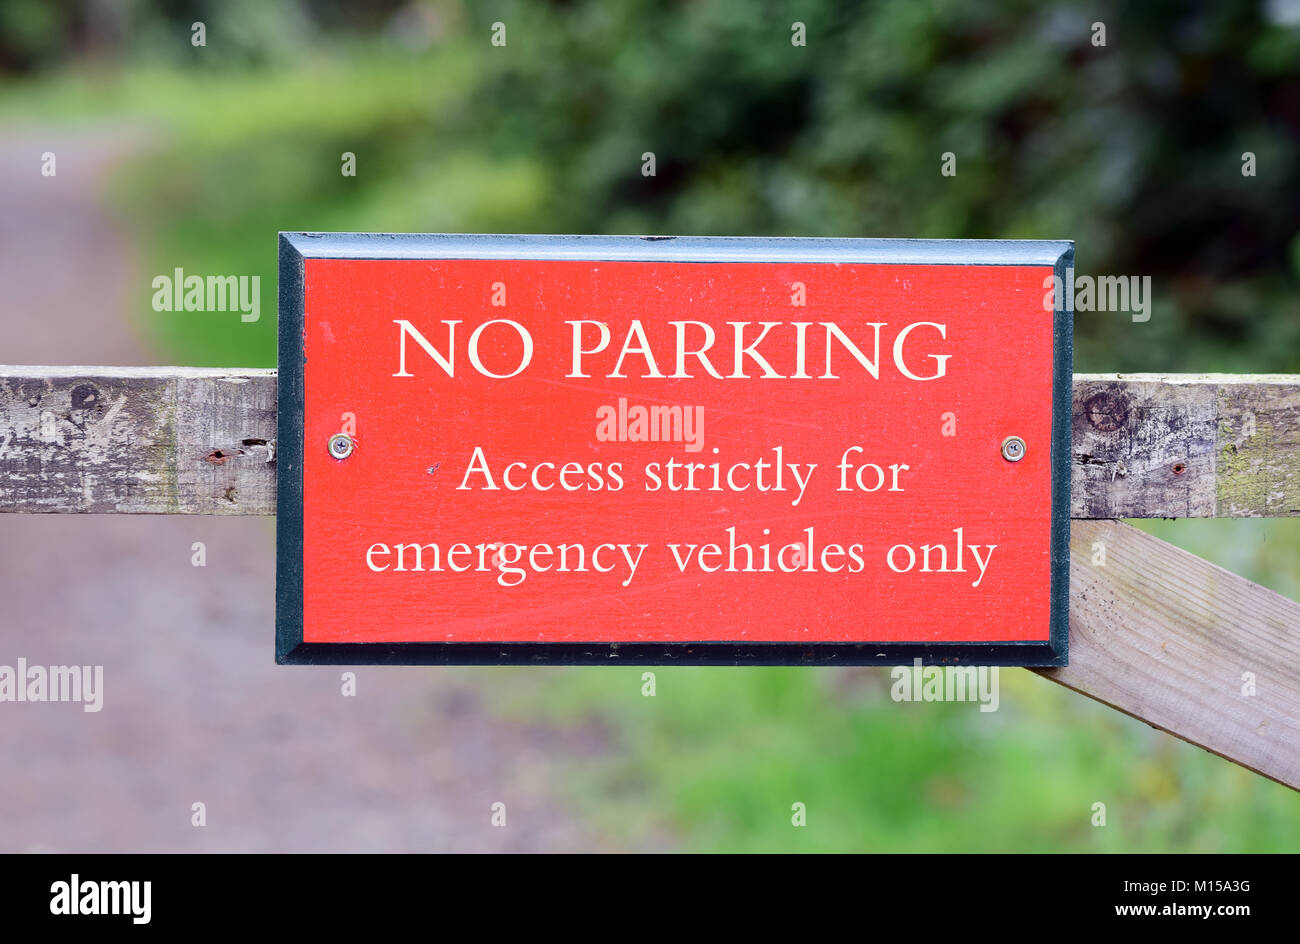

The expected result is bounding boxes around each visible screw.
[1000,436,1026,462]
[328,433,355,460]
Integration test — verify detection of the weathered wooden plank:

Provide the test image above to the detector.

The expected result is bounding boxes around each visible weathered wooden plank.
[1035,519,1300,790]
[0,369,1297,516]
[1073,373,1300,518]
[0,367,276,514]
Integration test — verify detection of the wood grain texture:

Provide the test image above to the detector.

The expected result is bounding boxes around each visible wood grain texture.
[1036,519,1300,790]
[0,367,276,514]
[3,369,1296,517]
[1073,373,1300,518]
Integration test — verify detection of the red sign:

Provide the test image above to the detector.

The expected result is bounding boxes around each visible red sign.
[277,235,1071,665]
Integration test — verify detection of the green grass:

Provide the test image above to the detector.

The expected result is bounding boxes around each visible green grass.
[483,663,1300,852]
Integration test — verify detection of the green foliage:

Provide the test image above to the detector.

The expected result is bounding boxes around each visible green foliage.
[486,664,1300,852]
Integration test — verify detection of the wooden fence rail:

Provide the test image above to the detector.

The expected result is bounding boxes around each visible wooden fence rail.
[3,368,1297,518]
[2,367,1298,788]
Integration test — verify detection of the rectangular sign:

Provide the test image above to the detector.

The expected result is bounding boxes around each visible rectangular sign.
[277,234,1072,665]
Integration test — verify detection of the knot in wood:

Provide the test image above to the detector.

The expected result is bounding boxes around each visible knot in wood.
[1084,391,1128,433]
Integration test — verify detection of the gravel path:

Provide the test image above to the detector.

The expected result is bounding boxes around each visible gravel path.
[0,124,601,852]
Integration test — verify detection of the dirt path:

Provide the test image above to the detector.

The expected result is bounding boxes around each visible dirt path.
[0,124,601,852]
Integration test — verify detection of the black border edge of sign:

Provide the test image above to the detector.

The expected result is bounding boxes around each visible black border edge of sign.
[276,233,306,666]
[276,233,1072,667]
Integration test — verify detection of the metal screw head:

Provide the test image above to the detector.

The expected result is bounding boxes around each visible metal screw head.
[328,433,355,460]
[1000,436,1026,462]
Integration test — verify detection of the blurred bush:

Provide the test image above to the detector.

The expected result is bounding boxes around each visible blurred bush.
[5,1,1298,372]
